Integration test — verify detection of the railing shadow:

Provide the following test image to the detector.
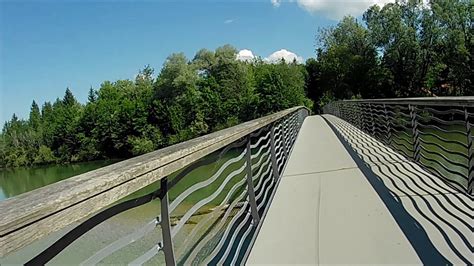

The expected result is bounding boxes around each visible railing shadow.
[323,115,473,265]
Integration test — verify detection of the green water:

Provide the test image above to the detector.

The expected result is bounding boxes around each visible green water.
[0,160,119,201]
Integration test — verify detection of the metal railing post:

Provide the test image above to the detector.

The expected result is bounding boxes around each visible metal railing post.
[368,103,375,135]
[384,104,391,145]
[341,102,344,118]
[357,103,362,129]
[159,178,176,266]
[362,105,370,133]
[340,103,344,119]
[270,124,280,181]
[465,108,473,194]
[245,136,260,224]
[361,104,367,132]
[351,103,357,125]
[410,105,420,162]
[281,118,289,161]
[288,116,294,147]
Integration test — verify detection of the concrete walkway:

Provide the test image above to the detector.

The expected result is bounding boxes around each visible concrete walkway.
[247,115,472,265]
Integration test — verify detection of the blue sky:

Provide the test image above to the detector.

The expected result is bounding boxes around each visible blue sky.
[0,0,389,124]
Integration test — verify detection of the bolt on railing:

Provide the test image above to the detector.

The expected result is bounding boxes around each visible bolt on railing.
[323,97,474,195]
[0,107,309,265]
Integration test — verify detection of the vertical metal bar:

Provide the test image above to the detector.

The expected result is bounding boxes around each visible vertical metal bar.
[343,103,347,120]
[351,103,356,125]
[464,108,473,194]
[368,103,375,135]
[342,103,346,120]
[410,105,420,162]
[361,103,368,132]
[357,104,361,129]
[357,103,362,129]
[363,105,370,134]
[288,117,293,147]
[282,118,289,161]
[340,103,344,119]
[348,104,351,122]
[290,116,296,144]
[384,104,391,145]
[159,178,176,266]
[270,124,280,182]
[245,136,260,224]
[346,103,350,123]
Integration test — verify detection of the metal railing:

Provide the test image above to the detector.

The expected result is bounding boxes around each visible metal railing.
[323,97,473,195]
[0,107,309,265]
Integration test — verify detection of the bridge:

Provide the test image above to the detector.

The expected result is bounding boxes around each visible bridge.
[0,98,472,265]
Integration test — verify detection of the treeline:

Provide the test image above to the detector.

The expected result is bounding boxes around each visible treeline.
[306,0,472,108]
[0,45,311,168]
[1,0,471,168]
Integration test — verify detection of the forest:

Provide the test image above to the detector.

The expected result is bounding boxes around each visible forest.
[1,0,472,168]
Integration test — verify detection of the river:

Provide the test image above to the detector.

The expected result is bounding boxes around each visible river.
[0,149,249,265]
[0,160,119,201]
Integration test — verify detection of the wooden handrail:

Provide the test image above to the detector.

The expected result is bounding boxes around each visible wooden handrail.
[343,96,474,107]
[0,106,309,257]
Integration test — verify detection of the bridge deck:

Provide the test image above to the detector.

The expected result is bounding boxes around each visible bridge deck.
[248,115,472,265]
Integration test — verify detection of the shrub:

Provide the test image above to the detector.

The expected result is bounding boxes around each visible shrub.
[127,136,155,156]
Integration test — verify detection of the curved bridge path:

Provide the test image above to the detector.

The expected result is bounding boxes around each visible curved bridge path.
[248,115,473,265]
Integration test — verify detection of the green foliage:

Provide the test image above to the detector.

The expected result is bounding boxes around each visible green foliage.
[0,45,311,168]
[127,136,155,156]
[318,91,336,108]
[254,60,308,115]
[309,16,393,106]
[306,0,472,107]
[29,101,41,130]
[34,145,57,165]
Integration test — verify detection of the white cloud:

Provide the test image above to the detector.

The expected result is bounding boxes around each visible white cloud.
[272,0,395,20]
[224,19,234,24]
[271,0,281,7]
[237,48,304,64]
[265,49,303,63]
[236,49,256,61]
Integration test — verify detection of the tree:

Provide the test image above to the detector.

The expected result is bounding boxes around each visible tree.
[309,0,472,101]
[310,16,387,107]
[427,0,472,95]
[41,102,54,147]
[87,87,97,103]
[49,89,83,162]
[137,65,154,82]
[29,101,41,130]
[193,49,216,77]
[254,60,309,115]
[63,88,76,106]
[1,45,313,168]
[34,145,57,164]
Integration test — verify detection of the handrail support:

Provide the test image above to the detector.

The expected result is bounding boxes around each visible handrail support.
[270,124,280,182]
[159,178,176,266]
[465,108,473,194]
[410,104,420,162]
[245,136,260,224]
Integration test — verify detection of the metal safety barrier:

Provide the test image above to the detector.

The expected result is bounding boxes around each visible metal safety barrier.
[323,97,473,195]
[0,107,309,265]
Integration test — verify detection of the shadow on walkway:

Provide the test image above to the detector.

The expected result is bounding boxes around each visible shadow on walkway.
[323,115,473,265]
